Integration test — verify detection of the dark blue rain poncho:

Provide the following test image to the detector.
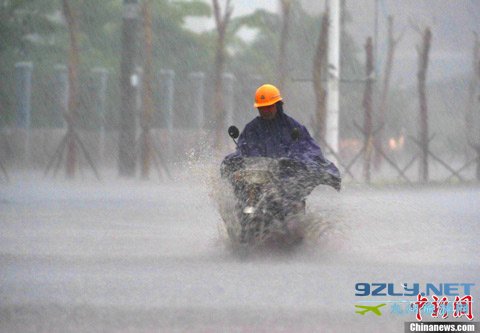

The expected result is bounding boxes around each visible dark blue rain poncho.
[222,107,341,192]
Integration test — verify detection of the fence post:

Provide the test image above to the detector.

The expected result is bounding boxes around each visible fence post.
[15,62,33,165]
[244,75,263,122]
[250,75,264,94]
[188,72,205,129]
[222,72,235,129]
[159,69,175,131]
[134,65,143,117]
[54,64,69,128]
[158,69,175,161]
[91,67,108,161]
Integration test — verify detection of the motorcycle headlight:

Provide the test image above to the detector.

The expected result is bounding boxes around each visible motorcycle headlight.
[243,206,256,214]
[243,171,270,184]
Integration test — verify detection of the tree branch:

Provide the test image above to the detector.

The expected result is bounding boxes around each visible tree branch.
[212,0,221,31]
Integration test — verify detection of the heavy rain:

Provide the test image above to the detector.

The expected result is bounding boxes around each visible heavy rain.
[0,0,479,332]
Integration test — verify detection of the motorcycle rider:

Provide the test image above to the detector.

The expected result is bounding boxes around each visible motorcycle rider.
[221,83,341,196]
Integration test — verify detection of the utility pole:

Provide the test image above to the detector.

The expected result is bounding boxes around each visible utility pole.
[326,0,341,154]
[118,0,140,177]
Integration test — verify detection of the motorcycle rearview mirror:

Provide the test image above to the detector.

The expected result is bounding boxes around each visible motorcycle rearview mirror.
[228,126,240,139]
[228,125,240,147]
[291,127,300,141]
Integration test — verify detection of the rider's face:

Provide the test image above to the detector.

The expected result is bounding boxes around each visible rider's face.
[258,104,277,120]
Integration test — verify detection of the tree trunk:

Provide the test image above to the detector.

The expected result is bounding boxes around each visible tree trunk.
[470,35,480,181]
[141,0,154,179]
[278,0,292,91]
[375,16,398,169]
[313,10,329,142]
[466,34,479,147]
[62,0,80,179]
[212,0,232,151]
[363,37,374,183]
[417,27,432,183]
[213,30,226,149]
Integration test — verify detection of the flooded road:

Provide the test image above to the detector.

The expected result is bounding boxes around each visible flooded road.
[1,173,479,332]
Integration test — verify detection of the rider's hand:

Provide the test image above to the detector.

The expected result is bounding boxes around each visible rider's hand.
[331,177,341,191]
[221,156,244,179]
[334,181,341,191]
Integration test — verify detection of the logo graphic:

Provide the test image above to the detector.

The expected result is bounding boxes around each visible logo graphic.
[354,282,475,321]
[355,303,386,316]
[412,294,474,321]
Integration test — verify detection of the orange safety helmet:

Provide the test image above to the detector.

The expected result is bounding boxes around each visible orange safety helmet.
[254,84,283,108]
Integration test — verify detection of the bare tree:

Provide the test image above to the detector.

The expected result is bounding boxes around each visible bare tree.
[466,33,479,146]
[374,16,402,168]
[62,0,80,179]
[278,0,292,91]
[416,27,432,183]
[363,37,374,183]
[139,0,154,179]
[312,10,329,142]
[44,1,100,180]
[212,0,233,151]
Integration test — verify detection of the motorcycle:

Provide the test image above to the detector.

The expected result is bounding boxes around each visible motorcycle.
[219,126,314,249]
